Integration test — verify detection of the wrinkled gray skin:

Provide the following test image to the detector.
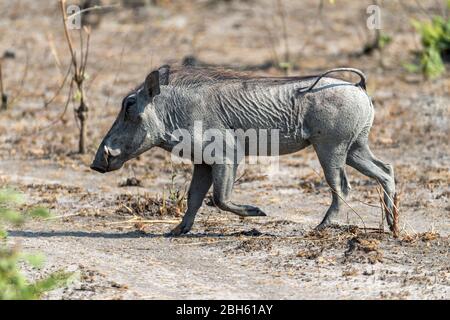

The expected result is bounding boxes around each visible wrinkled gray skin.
[91,65,396,236]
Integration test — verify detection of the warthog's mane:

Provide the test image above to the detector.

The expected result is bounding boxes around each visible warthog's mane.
[166,65,322,88]
[125,65,350,97]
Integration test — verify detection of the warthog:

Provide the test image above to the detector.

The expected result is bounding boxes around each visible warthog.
[91,65,395,236]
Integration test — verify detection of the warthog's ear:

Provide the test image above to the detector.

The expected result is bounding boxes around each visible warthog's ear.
[144,70,160,98]
[158,65,170,85]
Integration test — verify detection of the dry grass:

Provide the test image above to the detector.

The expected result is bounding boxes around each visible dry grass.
[401,231,441,243]
[114,192,185,218]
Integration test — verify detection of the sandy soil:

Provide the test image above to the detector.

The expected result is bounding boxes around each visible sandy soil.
[0,0,449,299]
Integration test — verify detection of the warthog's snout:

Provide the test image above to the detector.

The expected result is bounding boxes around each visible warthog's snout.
[90,163,106,173]
[90,145,123,174]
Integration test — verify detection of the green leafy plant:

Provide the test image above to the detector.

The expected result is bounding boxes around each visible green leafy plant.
[0,188,72,300]
[378,33,392,49]
[408,15,450,78]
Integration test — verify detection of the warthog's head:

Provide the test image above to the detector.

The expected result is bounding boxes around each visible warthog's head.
[90,66,170,173]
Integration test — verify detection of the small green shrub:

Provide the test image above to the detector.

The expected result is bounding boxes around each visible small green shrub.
[0,188,72,300]
[408,14,450,78]
[378,33,392,49]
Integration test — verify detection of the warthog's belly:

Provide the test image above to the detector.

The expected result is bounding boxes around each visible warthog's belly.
[277,136,311,155]
[240,130,311,157]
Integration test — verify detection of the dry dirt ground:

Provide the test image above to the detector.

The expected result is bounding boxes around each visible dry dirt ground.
[0,0,449,299]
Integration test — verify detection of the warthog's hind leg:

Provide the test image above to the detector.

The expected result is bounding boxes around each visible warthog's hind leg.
[346,138,396,230]
[313,142,350,230]
[212,164,267,217]
[168,164,212,236]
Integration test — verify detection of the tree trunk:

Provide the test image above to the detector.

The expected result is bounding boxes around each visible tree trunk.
[76,81,88,154]
[77,100,88,154]
[0,61,7,111]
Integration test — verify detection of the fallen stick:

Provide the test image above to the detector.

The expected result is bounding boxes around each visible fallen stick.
[105,219,180,225]
[44,212,81,220]
[174,239,239,246]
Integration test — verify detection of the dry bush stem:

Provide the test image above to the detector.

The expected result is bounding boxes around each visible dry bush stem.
[377,182,401,237]
[0,60,6,111]
[44,63,72,108]
[60,0,92,154]
[392,193,400,238]
[376,187,385,232]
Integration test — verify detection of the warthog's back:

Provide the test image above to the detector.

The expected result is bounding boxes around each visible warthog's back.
[160,66,373,155]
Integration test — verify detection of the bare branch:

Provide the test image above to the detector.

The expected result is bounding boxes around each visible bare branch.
[276,0,290,74]
[60,0,78,75]
[9,49,29,108]
[44,63,72,108]
[47,33,63,76]
[33,79,75,135]
[66,3,120,21]
[81,26,91,77]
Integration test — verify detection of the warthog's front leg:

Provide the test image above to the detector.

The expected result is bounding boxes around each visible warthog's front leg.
[211,164,267,217]
[168,164,212,236]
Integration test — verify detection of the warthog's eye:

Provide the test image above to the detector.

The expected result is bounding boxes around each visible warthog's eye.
[123,96,136,120]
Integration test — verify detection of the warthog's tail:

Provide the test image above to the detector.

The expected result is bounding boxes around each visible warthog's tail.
[301,68,367,92]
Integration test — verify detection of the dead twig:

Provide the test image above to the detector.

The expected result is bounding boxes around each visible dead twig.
[8,49,29,109]
[275,0,291,75]
[47,33,63,76]
[66,3,120,21]
[377,181,401,237]
[310,168,367,232]
[44,63,72,108]
[233,170,248,185]
[103,44,125,111]
[105,217,181,226]
[34,79,74,135]
[355,198,382,209]
[392,192,400,238]
[44,212,81,220]
[376,186,385,233]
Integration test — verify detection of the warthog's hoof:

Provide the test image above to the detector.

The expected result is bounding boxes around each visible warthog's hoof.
[241,206,267,217]
[315,220,332,231]
[166,221,193,237]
